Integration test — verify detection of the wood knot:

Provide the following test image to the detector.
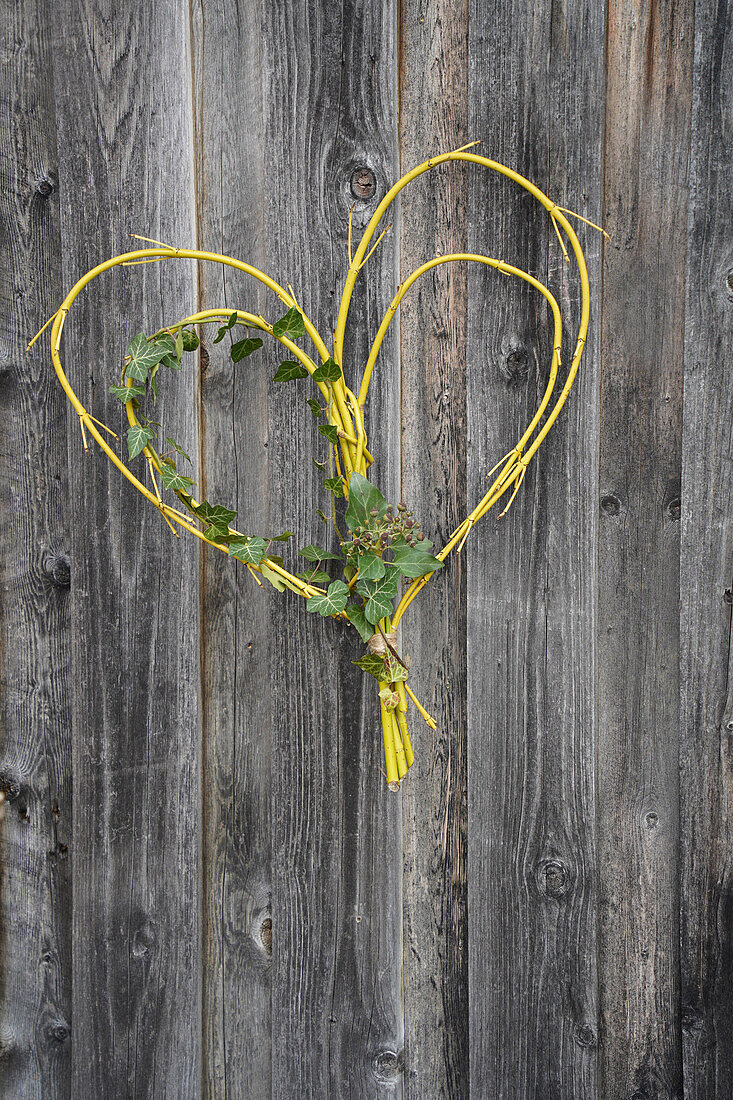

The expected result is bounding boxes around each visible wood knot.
[575,1024,596,1048]
[600,494,621,516]
[351,166,376,200]
[35,177,55,197]
[373,1049,402,1082]
[536,856,572,899]
[260,917,272,956]
[499,341,530,387]
[666,497,681,520]
[48,1021,70,1044]
[42,551,71,589]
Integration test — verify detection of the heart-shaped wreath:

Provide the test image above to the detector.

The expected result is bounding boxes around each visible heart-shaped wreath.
[32,143,599,790]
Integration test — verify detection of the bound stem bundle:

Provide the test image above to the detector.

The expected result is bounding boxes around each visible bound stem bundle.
[32,143,599,789]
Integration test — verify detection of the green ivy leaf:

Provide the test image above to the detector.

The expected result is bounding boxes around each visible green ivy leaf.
[299,544,343,562]
[296,568,331,584]
[272,306,306,339]
[324,476,345,498]
[110,383,146,403]
[307,398,324,419]
[229,537,267,565]
[344,472,389,533]
[127,423,154,459]
[312,357,342,383]
[194,502,237,527]
[160,462,196,493]
[313,458,327,471]
[126,333,166,383]
[165,436,192,464]
[356,550,386,582]
[203,525,235,543]
[318,423,339,445]
[181,328,200,352]
[356,569,400,625]
[316,509,329,524]
[307,580,350,617]
[346,604,373,644]
[175,329,184,362]
[272,360,309,383]
[271,531,294,542]
[154,334,180,370]
[390,536,444,578]
[231,337,263,363]
[352,653,387,679]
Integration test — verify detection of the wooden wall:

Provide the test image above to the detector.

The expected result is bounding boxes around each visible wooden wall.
[1,0,731,1096]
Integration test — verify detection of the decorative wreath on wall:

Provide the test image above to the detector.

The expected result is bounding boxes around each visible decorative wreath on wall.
[31,143,600,790]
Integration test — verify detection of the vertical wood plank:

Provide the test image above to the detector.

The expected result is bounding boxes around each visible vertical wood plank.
[466,0,603,1094]
[190,3,273,1096]
[397,3,470,1096]
[0,1,71,1095]
[599,1,692,1096]
[52,3,201,1095]
[261,2,402,1095]
[680,3,733,1096]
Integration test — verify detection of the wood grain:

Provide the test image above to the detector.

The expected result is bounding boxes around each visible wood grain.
[599,1,692,1096]
[466,0,604,1095]
[52,2,202,1095]
[191,3,273,1096]
[397,2,470,1096]
[261,2,403,1096]
[0,1,71,1096]
[680,2,733,1095]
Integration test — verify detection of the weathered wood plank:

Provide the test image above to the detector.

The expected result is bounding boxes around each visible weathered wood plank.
[397,3,470,1096]
[598,0,692,1095]
[680,2,733,1095]
[466,0,603,1094]
[0,1,71,1095]
[52,2,201,1095]
[190,4,273,1096]
[261,2,402,1095]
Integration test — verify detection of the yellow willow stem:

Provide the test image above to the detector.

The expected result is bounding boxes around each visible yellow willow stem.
[396,707,414,769]
[390,708,408,779]
[357,254,562,440]
[379,685,399,787]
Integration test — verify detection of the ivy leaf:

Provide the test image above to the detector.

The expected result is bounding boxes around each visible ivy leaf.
[125,334,165,383]
[296,568,331,584]
[231,337,263,363]
[194,503,237,527]
[356,550,386,582]
[175,329,184,362]
[273,360,309,383]
[150,360,160,400]
[271,531,294,542]
[307,580,350,617]
[160,462,196,492]
[352,653,387,679]
[127,423,154,459]
[316,509,329,524]
[110,383,145,403]
[318,424,339,445]
[165,436,192,464]
[203,525,235,543]
[154,334,180,370]
[356,569,400,625]
[346,604,373,644]
[272,306,306,339]
[229,537,267,565]
[307,398,324,419]
[390,536,444,578]
[313,458,327,472]
[383,653,409,682]
[324,476,345,498]
[181,328,200,352]
[312,357,342,383]
[345,472,389,533]
[299,544,343,562]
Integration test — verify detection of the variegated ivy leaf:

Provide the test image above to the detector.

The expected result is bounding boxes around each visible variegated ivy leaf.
[110,383,145,404]
[125,333,167,382]
[299,544,343,562]
[306,580,350,617]
[352,653,387,679]
[356,569,400,626]
[296,568,331,584]
[229,537,267,565]
[127,423,154,459]
[159,461,195,493]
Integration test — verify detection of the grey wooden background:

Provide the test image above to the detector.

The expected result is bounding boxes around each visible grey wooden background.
[1,0,731,1097]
